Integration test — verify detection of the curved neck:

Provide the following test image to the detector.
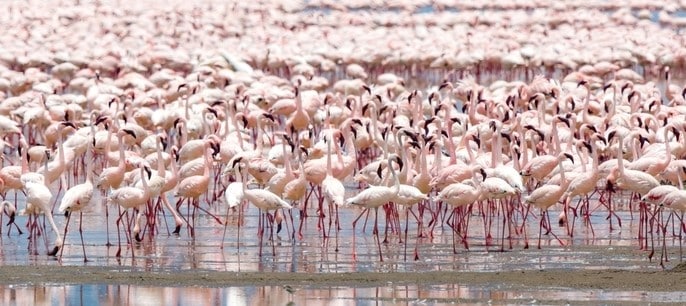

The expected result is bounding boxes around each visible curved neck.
[140,166,149,190]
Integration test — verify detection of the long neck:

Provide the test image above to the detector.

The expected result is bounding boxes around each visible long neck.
[170,151,179,178]
[492,129,501,168]
[104,126,113,167]
[395,132,408,182]
[433,142,442,173]
[592,141,599,169]
[617,136,625,176]
[256,121,264,152]
[464,137,475,164]
[85,144,93,182]
[180,121,188,146]
[445,116,456,164]
[414,94,422,126]
[537,96,545,127]
[420,141,428,175]
[550,121,560,155]
[664,127,672,166]
[566,117,576,152]
[326,138,333,177]
[201,110,210,136]
[239,165,247,192]
[184,96,190,120]
[232,112,244,150]
[283,141,292,177]
[295,89,303,112]
[156,137,165,176]
[202,148,211,178]
[20,141,28,174]
[140,166,149,191]
[369,104,382,145]
[559,165,570,189]
[58,127,66,169]
[222,104,231,139]
[117,134,126,170]
[389,160,400,194]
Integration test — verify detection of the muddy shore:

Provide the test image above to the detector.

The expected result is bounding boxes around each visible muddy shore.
[1,265,685,291]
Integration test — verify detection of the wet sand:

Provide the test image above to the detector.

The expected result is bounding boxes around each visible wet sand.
[1,264,685,291]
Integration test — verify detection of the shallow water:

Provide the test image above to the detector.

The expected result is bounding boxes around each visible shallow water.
[0,188,683,304]
[2,282,685,305]
[0,191,674,271]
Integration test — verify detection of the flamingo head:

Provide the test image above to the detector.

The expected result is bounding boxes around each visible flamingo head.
[563,153,574,164]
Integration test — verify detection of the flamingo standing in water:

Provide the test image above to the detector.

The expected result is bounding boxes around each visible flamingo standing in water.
[524,163,571,249]
[24,178,61,256]
[0,200,21,235]
[174,141,215,237]
[233,157,292,256]
[347,155,401,262]
[434,168,486,252]
[58,134,96,261]
[108,163,152,257]
[221,164,245,250]
[321,135,346,251]
[96,128,135,245]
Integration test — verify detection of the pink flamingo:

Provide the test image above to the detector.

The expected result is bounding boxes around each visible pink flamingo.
[347,155,400,262]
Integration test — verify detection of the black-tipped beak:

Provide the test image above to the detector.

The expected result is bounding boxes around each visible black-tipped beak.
[564,153,574,164]
[472,135,481,148]
[231,157,243,169]
[607,131,616,142]
[479,168,487,180]
[7,211,15,226]
[597,135,607,145]
[144,166,152,179]
[48,246,60,256]
[489,120,496,131]
[122,129,137,139]
[95,115,108,126]
[394,156,404,172]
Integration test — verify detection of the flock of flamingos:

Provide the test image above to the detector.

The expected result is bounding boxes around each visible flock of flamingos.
[1,1,686,266]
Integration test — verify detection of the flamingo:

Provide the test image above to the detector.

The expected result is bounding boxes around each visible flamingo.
[233,157,292,256]
[0,200,21,236]
[606,134,660,236]
[134,134,176,239]
[149,134,184,235]
[221,164,245,249]
[434,168,486,252]
[58,135,96,261]
[520,152,574,185]
[389,154,429,260]
[23,179,61,256]
[321,135,346,250]
[347,155,401,262]
[96,128,135,245]
[108,163,152,257]
[525,163,570,249]
[562,136,603,235]
[174,141,215,237]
